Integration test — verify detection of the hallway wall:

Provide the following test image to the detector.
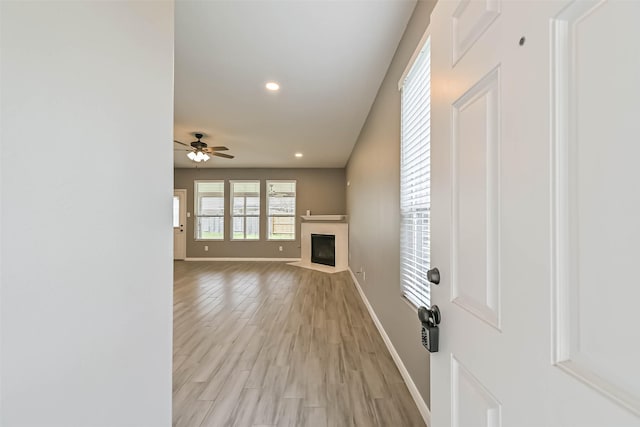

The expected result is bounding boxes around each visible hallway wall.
[346,0,436,408]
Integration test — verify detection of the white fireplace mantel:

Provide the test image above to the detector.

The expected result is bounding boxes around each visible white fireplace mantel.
[289,222,348,273]
[300,214,347,221]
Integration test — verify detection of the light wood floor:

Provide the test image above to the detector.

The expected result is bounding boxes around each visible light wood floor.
[173,261,426,427]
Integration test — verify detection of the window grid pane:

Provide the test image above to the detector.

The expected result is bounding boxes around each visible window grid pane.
[245,216,260,240]
[400,38,431,308]
[268,216,295,240]
[196,217,224,240]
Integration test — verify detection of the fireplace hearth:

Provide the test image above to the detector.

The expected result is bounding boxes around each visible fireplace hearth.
[311,234,336,267]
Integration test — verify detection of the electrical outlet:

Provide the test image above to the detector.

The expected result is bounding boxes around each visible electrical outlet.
[204,245,208,251]
[279,246,283,252]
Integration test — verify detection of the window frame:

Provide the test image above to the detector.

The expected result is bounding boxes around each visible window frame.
[172,195,180,228]
[194,180,225,241]
[398,32,431,309]
[266,180,297,241]
[230,180,261,241]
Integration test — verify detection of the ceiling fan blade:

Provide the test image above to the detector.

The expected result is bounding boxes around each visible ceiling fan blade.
[173,140,191,147]
[203,146,229,153]
[213,152,234,159]
[174,148,193,152]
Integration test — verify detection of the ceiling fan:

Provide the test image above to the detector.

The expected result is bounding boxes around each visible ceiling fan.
[174,133,235,163]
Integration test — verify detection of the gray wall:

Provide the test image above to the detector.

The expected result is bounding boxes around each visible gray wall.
[1,1,174,425]
[175,168,346,258]
[346,0,436,408]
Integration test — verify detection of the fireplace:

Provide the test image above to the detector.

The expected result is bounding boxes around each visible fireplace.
[289,221,347,272]
[311,234,336,267]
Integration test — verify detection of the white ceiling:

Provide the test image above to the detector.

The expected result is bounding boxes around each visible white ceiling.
[174,0,416,168]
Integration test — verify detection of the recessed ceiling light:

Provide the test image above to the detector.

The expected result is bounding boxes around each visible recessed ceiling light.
[265,81,280,91]
[295,153,303,158]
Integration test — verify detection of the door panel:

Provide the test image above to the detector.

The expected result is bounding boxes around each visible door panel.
[451,355,501,427]
[452,0,500,64]
[430,0,640,425]
[551,0,640,415]
[451,66,501,329]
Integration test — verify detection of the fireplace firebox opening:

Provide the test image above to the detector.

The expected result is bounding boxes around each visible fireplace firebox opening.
[311,234,336,267]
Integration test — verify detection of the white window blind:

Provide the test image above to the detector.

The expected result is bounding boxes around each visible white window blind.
[400,37,431,308]
[195,180,225,240]
[231,181,260,240]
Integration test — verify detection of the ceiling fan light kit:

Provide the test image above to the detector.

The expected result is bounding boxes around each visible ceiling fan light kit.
[187,151,210,162]
[174,132,234,164]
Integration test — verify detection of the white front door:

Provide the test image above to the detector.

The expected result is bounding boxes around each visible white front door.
[429,0,640,426]
[174,189,187,260]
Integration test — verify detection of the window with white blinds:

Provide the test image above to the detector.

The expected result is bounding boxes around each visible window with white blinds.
[267,180,296,240]
[231,181,260,240]
[195,180,225,240]
[400,37,431,308]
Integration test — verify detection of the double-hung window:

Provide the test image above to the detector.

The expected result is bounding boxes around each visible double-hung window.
[195,180,225,240]
[231,181,260,240]
[266,180,296,240]
[399,37,431,308]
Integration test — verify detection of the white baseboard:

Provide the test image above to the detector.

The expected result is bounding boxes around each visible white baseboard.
[184,257,301,262]
[348,268,431,426]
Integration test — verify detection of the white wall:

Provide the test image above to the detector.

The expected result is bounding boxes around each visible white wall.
[346,0,436,408]
[0,2,174,426]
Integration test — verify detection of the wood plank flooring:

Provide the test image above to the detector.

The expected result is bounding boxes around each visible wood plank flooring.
[173,261,426,427]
